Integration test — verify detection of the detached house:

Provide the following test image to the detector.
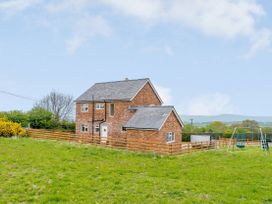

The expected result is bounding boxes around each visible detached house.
[75,78,183,154]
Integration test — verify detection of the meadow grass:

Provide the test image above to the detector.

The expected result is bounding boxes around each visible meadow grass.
[0,137,272,203]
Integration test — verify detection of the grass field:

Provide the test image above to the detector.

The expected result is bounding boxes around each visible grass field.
[0,138,272,203]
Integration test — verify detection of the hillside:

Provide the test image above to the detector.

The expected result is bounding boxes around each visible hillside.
[181,114,272,126]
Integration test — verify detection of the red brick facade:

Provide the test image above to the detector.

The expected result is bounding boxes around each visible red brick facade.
[126,112,182,153]
[76,80,183,153]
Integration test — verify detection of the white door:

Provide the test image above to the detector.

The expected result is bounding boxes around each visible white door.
[100,125,108,143]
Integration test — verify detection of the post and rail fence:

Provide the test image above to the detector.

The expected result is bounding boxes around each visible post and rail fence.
[26,129,261,155]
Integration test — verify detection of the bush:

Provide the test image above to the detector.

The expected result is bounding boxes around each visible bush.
[0,111,29,127]
[28,108,56,129]
[58,120,76,132]
[1,108,75,132]
[0,118,27,137]
[6,111,29,127]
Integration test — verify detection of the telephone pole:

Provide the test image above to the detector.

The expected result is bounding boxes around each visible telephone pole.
[190,118,194,126]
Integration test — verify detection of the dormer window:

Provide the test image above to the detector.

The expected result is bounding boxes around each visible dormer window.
[81,104,89,112]
[96,103,105,110]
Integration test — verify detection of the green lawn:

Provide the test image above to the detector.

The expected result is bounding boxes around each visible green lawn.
[0,138,272,204]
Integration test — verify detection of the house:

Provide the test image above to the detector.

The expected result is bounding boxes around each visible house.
[75,78,183,153]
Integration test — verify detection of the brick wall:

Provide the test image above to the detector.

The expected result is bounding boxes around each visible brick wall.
[75,81,184,153]
[75,82,163,142]
[131,82,162,106]
[126,111,183,154]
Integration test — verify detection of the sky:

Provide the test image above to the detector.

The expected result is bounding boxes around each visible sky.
[0,0,272,116]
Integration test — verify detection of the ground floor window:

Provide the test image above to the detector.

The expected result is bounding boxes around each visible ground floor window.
[95,124,100,133]
[166,132,175,143]
[80,124,89,132]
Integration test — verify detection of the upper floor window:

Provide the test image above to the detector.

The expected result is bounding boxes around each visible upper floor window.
[81,104,89,112]
[166,132,175,143]
[80,124,89,132]
[110,103,115,116]
[96,103,105,110]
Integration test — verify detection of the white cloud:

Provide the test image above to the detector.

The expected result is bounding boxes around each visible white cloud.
[0,0,39,13]
[186,93,236,115]
[155,84,172,105]
[45,1,112,54]
[167,0,264,38]
[245,29,272,58]
[46,0,89,13]
[66,15,112,55]
[100,0,271,57]
[100,0,264,37]
[1,0,271,56]
[100,0,165,21]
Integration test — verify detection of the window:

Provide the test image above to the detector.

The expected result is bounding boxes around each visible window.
[95,124,100,133]
[110,103,115,116]
[96,103,105,110]
[81,104,89,112]
[166,132,175,143]
[80,124,89,132]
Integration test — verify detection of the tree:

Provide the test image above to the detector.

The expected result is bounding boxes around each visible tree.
[35,91,74,121]
[183,124,194,133]
[206,121,226,133]
[240,120,259,129]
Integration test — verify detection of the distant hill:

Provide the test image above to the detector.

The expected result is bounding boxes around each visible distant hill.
[181,114,272,127]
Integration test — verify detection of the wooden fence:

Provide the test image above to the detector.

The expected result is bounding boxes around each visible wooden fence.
[26,129,261,155]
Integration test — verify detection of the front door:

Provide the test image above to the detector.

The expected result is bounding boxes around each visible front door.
[100,124,108,143]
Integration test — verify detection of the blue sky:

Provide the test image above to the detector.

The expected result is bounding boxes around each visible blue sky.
[0,0,272,116]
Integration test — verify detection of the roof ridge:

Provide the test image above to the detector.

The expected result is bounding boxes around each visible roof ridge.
[94,78,150,85]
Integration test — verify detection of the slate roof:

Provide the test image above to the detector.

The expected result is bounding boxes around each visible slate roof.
[124,106,184,130]
[76,78,162,102]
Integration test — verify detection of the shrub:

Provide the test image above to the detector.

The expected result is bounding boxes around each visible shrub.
[0,118,27,137]
[28,107,55,129]
[1,109,75,132]
[0,111,29,127]
[58,120,76,132]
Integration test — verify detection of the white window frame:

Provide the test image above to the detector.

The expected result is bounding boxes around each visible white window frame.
[80,124,89,132]
[109,103,115,116]
[96,103,105,110]
[81,104,89,113]
[166,132,175,143]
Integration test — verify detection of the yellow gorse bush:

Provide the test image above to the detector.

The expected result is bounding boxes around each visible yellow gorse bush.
[0,118,27,137]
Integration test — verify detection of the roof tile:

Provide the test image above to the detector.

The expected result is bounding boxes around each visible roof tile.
[76,78,149,102]
[124,106,182,130]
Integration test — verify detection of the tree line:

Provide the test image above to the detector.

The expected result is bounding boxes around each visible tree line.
[0,91,75,131]
[182,120,272,141]
[2,90,272,135]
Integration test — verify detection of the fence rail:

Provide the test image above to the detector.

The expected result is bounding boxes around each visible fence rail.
[26,129,261,155]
